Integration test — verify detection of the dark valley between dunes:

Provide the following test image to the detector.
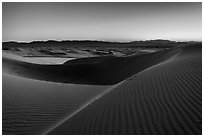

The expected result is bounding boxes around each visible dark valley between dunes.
[2,40,202,135]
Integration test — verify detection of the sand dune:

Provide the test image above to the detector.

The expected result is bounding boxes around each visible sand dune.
[2,73,109,135]
[3,44,201,135]
[47,44,202,135]
[3,46,181,85]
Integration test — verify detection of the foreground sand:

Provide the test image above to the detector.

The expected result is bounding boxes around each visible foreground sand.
[47,44,202,135]
[3,72,109,134]
[3,44,202,135]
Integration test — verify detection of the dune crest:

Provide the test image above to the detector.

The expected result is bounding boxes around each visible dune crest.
[47,44,202,135]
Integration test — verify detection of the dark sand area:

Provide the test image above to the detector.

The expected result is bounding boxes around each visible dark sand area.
[2,44,202,135]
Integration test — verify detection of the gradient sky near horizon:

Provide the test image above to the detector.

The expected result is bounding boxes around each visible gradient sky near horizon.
[2,2,202,42]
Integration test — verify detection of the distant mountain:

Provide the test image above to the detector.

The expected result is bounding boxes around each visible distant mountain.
[2,39,200,48]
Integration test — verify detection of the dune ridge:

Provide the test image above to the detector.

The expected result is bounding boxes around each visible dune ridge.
[42,81,123,135]
[3,46,181,85]
[47,44,202,135]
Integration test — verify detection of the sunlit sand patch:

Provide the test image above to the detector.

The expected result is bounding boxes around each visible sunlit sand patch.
[3,52,75,64]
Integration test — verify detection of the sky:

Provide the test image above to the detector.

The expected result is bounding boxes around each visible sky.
[2,2,202,42]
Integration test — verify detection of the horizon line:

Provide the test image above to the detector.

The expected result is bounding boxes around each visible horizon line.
[2,39,202,43]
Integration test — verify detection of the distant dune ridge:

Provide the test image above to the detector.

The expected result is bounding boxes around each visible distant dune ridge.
[3,45,182,85]
[2,43,202,134]
[45,44,202,135]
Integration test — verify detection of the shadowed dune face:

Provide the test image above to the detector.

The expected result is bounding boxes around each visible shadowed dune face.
[3,46,181,85]
[47,44,202,135]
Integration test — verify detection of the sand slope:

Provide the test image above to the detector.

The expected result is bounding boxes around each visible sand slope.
[2,73,109,135]
[3,47,181,85]
[47,44,202,135]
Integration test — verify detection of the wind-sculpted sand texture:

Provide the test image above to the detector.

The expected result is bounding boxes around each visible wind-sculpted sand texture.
[47,44,202,135]
[2,74,109,135]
